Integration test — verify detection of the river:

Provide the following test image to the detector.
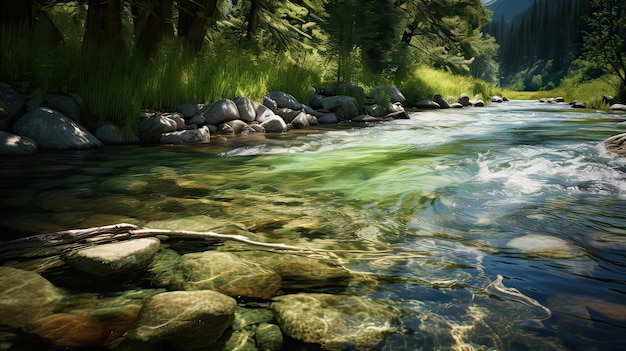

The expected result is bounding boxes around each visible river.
[1,100,626,350]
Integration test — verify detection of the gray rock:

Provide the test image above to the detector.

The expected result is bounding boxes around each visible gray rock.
[254,102,276,122]
[12,107,103,149]
[433,94,450,108]
[177,103,199,118]
[0,130,38,154]
[218,120,254,134]
[188,114,206,126]
[0,82,26,131]
[255,323,283,351]
[491,96,504,103]
[458,94,470,106]
[267,91,304,110]
[609,103,626,111]
[160,126,210,143]
[414,100,440,109]
[177,251,281,299]
[307,88,324,109]
[571,101,587,109]
[371,85,406,106]
[364,104,388,117]
[0,267,64,328]
[60,238,161,277]
[276,108,302,123]
[260,115,288,132]
[201,99,240,125]
[126,290,236,351]
[449,102,464,108]
[322,96,359,120]
[318,82,364,99]
[316,112,338,124]
[43,93,81,121]
[471,99,485,107]
[95,123,139,145]
[138,113,178,143]
[163,112,186,130]
[605,133,626,157]
[290,112,310,129]
[233,96,256,122]
[271,293,400,350]
[262,95,278,112]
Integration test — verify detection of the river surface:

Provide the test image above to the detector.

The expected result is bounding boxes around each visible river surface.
[2,100,626,350]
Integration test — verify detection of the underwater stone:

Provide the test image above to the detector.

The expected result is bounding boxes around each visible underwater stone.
[255,323,283,351]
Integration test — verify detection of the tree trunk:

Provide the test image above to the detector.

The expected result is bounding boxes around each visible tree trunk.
[83,0,125,54]
[136,0,174,58]
[246,0,260,39]
[183,0,218,53]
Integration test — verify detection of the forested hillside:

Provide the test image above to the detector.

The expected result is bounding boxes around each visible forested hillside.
[487,0,590,90]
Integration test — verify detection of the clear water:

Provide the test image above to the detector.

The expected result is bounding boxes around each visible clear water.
[2,100,626,350]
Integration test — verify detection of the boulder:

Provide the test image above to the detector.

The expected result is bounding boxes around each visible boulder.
[201,99,240,125]
[138,113,178,143]
[507,234,578,259]
[177,103,199,118]
[188,114,206,126]
[604,133,626,157]
[414,100,440,109]
[160,126,210,143]
[232,96,256,122]
[458,94,471,106]
[449,102,464,108]
[290,112,312,129]
[609,103,626,111]
[363,104,388,117]
[471,99,485,107]
[322,96,359,120]
[316,112,338,124]
[95,123,139,145]
[555,97,565,103]
[0,82,26,131]
[266,91,303,110]
[30,313,112,348]
[570,101,587,109]
[371,85,407,106]
[432,94,450,109]
[263,95,278,112]
[255,323,283,351]
[12,107,103,149]
[502,96,510,101]
[60,238,161,277]
[307,88,324,109]
[218,119,255,134]
[318,83,365,100]
[271,293,400,350]
[0,130,38,154]
[0,267,64,328]
[254,102,276,122]
[126,290,236,351]
[276,107,302,123]
[43,93,81,121]
[260,115,288,132]
[163,112,186,130]
[491,96,504,103]
[176,251,281,299]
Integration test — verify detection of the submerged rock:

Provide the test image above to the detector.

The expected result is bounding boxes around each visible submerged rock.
[126,290,236,351]
[604,133,626,157]
[60,238,161,277]
[506,234,578,259]
[177,251,281,299]
[271,293,400,350]
[0,267,64,328]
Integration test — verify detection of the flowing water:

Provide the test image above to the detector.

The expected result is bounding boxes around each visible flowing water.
[2,100,626,350]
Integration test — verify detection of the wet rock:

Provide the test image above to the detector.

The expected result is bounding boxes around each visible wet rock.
[0,267,64,328]
[255,323,283,351]
[30,313,109,348]
[458,94,471,106]
[313,111,338,124]
[233,96,257,122]
[371,85,406,106]
[160,126,210,143]
[471,99,485,107]
[126,290,236,351]
[433,94,450,108]
[271,293,400,350]
[609,103,626,111]
[201,99,240,125]
[0,130,38,154]
[307,88,324,109]
[260,115,288,132]
[290,112,314,129]
[0,82,26,131]
[267,91,304,111]
[604,133,626,157]
[233,307,274,332]
[570,101,587,109]
[506,234,578,259]
[491,96,504,103]
[218,119,254,134]
[60,238,161,277]
[13,107,103,149]
[254,102,277,122]
[364,104,388,117]
[43,93,81,121]
[449,102,464,108]
[322,95,359,120]
[414,100,440,109]
[276,107,302,123]
[99,176,149,195]
[138,113,178,143]
[187,114,206,126]
[177,251,281,299]
[95,123,139,145]
[163,112,186,130]
[177,103,199,118]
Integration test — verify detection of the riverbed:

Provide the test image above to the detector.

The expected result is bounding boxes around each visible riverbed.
[1,100,626,350]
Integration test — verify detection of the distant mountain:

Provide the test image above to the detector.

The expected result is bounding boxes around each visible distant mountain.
[484,0,535,21]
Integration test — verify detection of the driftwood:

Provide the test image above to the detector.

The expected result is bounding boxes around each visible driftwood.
[0,223,428,260]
